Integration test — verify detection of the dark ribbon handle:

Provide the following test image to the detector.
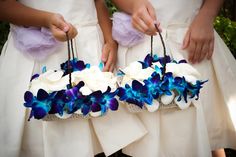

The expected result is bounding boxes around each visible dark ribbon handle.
[151,24,167,78]
[66,33,75,88]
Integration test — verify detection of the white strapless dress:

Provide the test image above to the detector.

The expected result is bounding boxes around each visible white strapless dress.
[0,1,147,157]
[117,0,236,156]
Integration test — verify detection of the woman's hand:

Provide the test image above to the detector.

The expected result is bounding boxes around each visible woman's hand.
[47,13,78,41]
[182,11,215,64]
[101,40,118,72]
[131,0,160,35]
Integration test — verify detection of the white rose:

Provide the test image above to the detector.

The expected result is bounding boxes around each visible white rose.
[30,70,69,95]
[160,91,175,105]
[120,62,154,86]
[79,86,92,95]
[90,111,102,117]
[55,112,72,119]
[174,96,192,110]
[122,61,143,79]
[145,100,160,112]
[30,79,49,95]
[73,66,117,92]
[166,63,201,81]
[120,75,133,87]
[136,67,155,81]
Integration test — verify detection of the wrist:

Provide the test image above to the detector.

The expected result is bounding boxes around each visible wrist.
[198,2,221,24]
[195,10,215,26]
[200,10,216,23]
[105,39,117,45]
[131,0,147,14]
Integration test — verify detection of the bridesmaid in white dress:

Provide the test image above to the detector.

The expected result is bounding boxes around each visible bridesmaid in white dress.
[113,0,236,156]
[0,0,147,157]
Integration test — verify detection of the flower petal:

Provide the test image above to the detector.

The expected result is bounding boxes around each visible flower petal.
[24,91,33,103]
[33,106,48,119]
[37,89,49,101]
[81,105,90,116]
[91,103,101,112]
[108,98,119,111]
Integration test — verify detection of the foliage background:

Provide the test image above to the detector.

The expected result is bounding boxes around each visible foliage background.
[0,22,9,52]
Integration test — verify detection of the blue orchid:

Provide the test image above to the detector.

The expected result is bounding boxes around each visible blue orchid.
[171,76,190,102]
[64,81,85,114]
[118,80,153,108]
[49,90,67,116]
[60,58,90,75]
[159,72,174,95]
[89,87,119,116]
[89,91,107,115]
[139,54,153,69]
[143,72,162,99]
[187,80,208,100]
[178,60,187,64]
[154,65,162,75]
[153,55,171,66]
[100,87,119,111]
[63,82,118,116]
[24,89,52,120]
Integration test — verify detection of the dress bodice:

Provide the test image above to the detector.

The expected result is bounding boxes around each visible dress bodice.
[150,0,203,26]
[19,0,98,25]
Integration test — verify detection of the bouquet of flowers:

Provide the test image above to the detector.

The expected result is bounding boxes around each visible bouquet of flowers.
[23,38,119,121]
[117,54,207,112]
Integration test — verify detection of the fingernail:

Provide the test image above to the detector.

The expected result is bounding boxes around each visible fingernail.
[63,26,69,32]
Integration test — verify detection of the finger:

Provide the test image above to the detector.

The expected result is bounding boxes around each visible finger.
[103,52,115,72]
[51,25,67,41]
[133,19,157,36]
[207,40,214,59]
[103,61,111,72]
[192,42,203,63]
[70,24,78,38]
[101,45,109,62]
[133,17,149,33]
[132,19,155,35]
[147,2,157,21]
[55,14,69,32]
[199,42,209,62]
[109,64,115,72]
[139,9,156,34]
[132,19,146,33]
[188,40,196,63]
[182,30,190,49]
[66,23,77,40]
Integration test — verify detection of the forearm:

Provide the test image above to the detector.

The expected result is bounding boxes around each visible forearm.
[95,0,113,42]
[199,0,224,22]
[112,0,146,14]
[0,0,53,27]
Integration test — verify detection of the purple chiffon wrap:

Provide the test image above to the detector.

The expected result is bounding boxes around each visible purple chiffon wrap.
[11,25,60,61]
[112,12,145,47]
